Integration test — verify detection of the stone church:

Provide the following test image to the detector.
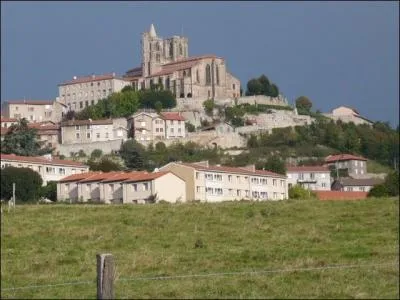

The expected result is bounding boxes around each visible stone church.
[124,24,241,100]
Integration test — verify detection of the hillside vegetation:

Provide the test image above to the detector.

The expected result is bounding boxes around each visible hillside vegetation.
[1,199,398,299]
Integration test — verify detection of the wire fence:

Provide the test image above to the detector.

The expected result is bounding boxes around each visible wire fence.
[1,261,398,292]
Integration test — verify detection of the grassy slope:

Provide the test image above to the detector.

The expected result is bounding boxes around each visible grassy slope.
[1,199,398,299]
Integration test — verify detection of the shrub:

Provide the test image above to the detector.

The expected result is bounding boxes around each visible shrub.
[0,167,43,202]
[289,185,316,199]
[40,181,57,202]
[90,149,103,159]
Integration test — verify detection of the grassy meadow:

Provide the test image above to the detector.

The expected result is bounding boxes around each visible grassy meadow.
[1,198,399,299]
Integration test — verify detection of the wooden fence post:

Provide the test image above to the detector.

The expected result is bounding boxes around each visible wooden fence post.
[97,253,114,299]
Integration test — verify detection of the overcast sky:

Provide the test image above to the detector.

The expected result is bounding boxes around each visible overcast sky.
[1,1,399,126]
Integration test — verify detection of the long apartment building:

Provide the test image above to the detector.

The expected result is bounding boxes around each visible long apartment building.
[1,100,67,123]
[0,153,89,185]
[57,170,186,204]
[160,161,288,202]
[128,111,186,143]
[58,73,131,112]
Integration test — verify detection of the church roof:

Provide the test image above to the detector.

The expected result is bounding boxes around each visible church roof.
[124,55,223,79]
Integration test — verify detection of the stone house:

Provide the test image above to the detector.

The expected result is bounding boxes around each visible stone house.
[323,106,373,126]
[325,154,368,177]
[2,99,67,123]
[160,112,186,139]
[286,166,331,191]
[159,161,288,202]
[1,153,89,185]
[60,119,128,144]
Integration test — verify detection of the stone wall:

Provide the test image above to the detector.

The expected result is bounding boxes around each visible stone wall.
[58,139,125,156]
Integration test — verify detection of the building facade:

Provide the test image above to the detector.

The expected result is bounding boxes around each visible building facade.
[57,73,131,112]
[2,100,67,123]
[323,106,373,126]
[159,161,288,202]
[124,24,241,100]
[60,119,128,144]
[286,166,331,191]
[325,154,368,176]
[0,153,89,185]
[128,111,186,143]
[57,170,186,204]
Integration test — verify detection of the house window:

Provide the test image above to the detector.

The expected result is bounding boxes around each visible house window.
[322,183,326,188]
[96,133,100,139]
[105,133,109,139]
[196,186,201,193]
[75,125,80,130]
[143,183,148,191]
[233,84,236,90]
[280,180,285,187]
[196,172,200,180]
[228,175,232,182]
[196,70,200,83]
[237,190,240,196]
[310,173,315,179]
[360,186,365,192]
[237,176,240,183]
[206,187,213,195]
[273,179,277,186]
[133,184,137,192]
[87,133,91,139]
[76,133,80,139]
[80,102,83,109]
[59,168,65,175]
[215,188,223,195]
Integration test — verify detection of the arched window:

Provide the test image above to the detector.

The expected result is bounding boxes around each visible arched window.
[205,64,211,85]
[216,65,220,85]
[196,70,200,83]
[156,42,160,51]
[179,44,183,55]
[169,41,173,57]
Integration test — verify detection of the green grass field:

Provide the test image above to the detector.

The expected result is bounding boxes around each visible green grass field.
[1,198,399,299]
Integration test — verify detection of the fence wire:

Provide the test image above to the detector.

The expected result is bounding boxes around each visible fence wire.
[1,261,397,292]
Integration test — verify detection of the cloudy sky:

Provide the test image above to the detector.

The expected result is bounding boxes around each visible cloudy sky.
[1,1,398,126]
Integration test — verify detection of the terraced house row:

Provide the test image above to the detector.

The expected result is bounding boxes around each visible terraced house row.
[57,160,288,203]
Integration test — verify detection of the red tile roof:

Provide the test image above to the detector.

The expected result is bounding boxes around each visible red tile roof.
[59,172,102,183]
[287,166,330,172]
[315,191,368,200]
[101,171,149,183]
[0,153,88,167]
[122,171,169,183]
[160,112,185,121]
[58,73,126,86]
[5,100,54,105]
[179,162,286,178]
[61,119,113,126]
[0,117,17,123]
[78,171,123,183]
[325,154,367,163]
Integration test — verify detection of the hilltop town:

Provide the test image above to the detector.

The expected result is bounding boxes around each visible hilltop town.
[1,24,398,204]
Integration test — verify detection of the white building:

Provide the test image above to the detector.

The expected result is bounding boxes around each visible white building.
[0,153,89,185]
[58,73,131,112]
[286,166,331,191]
[323,106,373,126]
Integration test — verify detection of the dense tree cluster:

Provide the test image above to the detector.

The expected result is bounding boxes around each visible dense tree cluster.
[246,119,399,168]
[1,118,53,156]
[368,171,399,198]
[64,87,177,121]
[246,75,280,97]
[1,167,43,202]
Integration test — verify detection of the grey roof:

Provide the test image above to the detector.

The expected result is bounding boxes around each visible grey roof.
[340,177,384,187]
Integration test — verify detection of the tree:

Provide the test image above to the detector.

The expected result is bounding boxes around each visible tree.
[261,156,286,175]
[154,101,163,113]
[1,118,53,156]
[90,149,103,159]
[367,184,388,198]
[119,140,147,170]
[40,181,57,202]
[295,96,313,115]
[88,156,124,172]
[185,122,196,133]
[246,78,263,95]
[203,99,215,116]
[289,185,316,199]
[1,167,43,202]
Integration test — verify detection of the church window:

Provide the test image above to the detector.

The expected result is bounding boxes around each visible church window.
[147,63,151,76]
[169,41,173,57]
[196,70,200,83]
[216,65,220,85]
[156,42,160,51]
[179,44,183,56]
[205,64,211,86]
[183,70,186,77]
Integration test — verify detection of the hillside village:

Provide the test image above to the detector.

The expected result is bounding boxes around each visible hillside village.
[1,24,398,204]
